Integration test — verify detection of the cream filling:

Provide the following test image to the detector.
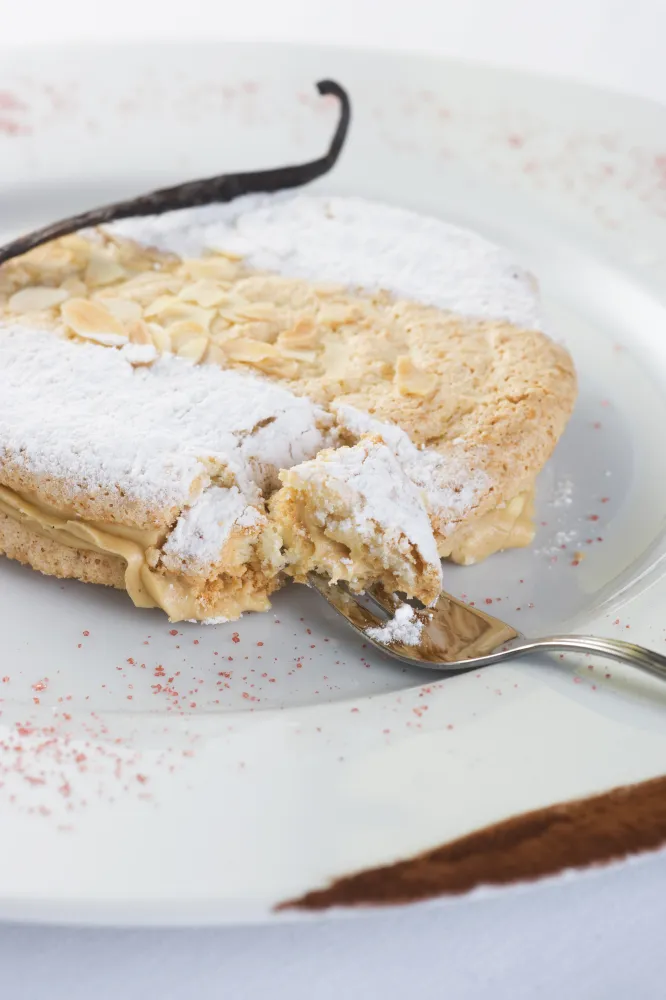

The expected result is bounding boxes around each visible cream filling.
[439,491,535,565]
[0,482,536,621]
[0,485,274,622]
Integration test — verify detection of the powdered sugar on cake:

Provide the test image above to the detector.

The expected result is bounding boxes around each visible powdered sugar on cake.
[0,326,330,517]
[108,194,541,329]
[292,437,442,575]
[334,404,489,533]
[161,485,264,574]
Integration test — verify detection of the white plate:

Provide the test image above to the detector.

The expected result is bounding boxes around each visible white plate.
[1,41,666,926]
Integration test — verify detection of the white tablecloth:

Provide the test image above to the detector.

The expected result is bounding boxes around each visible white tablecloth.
[0,1,664,996]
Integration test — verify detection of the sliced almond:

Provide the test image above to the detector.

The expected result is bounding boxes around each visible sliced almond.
[182,256,240,281]
[317,304,358,328]
[202,342,227,367]
[148,323,172,354]
[85,254,127,287]
[394,356,438,397]
[120,281,179,305]
[277,317,320,350]
[146,298,215,330]
[223,338,280,363]
[101,297,143,323]
[60,276,89,297]
[8,286,70,313]
[127,320,154,346]
[178,280,228,308]
[143,294,181,318]
[210,314,233,337]
[255,355,299,378]
[231,301,279,322]
[176,336,209,364]
[24,246,73,271]
[222,339,298,378]
[169,321,209,350]
[61,298,127,343]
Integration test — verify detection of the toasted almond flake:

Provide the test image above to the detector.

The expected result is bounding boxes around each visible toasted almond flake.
[317,304,358,328]
[59,234,96,253]
[278,348,318,362]
[277,317,320,350]
[121,282,179,305]
[146,298,215,330]
[75,330,128,347]
[176,336,208,363]
[127,320,154,346]
[202,342,227,367]
[101,297,143,323]
[85,254,127,287]
[210,315,233,336]
[223,338,280,363]
[178,280,228,308]
[60,277,89,296]
[170,321,209,350]
[23,246,73,271]
[8,286,70,313]
[61,298,126,340]
[232,301,279,322]
[143,294,181,318]
[148,323,171,354]
[254,355,299,378]
[182,257,240,281]
[394,355,439,397]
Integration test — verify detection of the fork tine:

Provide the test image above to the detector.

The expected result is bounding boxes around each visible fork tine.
[307,573,387,637]
[365,584,414,616]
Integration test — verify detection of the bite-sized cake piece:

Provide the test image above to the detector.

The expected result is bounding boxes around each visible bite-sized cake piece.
[271,436,443,606]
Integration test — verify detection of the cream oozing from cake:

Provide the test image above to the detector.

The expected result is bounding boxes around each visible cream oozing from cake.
[107,194,541,330]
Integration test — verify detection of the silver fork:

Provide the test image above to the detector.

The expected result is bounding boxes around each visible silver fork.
[308,574,666,683]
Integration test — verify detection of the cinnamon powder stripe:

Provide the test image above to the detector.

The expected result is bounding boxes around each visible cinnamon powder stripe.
[279,774,666,911]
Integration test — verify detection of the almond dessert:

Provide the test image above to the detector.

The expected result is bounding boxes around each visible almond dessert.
[0,194,576,621]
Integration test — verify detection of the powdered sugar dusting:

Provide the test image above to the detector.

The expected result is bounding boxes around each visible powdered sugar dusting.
[292,438,442,578]
[0,325,329,517]
[108,194,541,328]
[366,604,423,646]
[161,485,264,574]
[334,404,489,532]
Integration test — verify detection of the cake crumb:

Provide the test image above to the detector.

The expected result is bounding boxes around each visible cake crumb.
[366,604,423,646]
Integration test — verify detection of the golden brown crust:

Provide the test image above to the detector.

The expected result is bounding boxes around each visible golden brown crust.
[0,459,183,532]
[0,511,126,589]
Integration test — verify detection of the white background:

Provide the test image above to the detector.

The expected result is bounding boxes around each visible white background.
[1,1,665,997]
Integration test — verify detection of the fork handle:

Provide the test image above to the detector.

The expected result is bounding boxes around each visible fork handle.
[514,635,666,683]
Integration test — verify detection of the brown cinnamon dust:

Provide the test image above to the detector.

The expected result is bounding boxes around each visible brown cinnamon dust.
[279,774,666,911]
